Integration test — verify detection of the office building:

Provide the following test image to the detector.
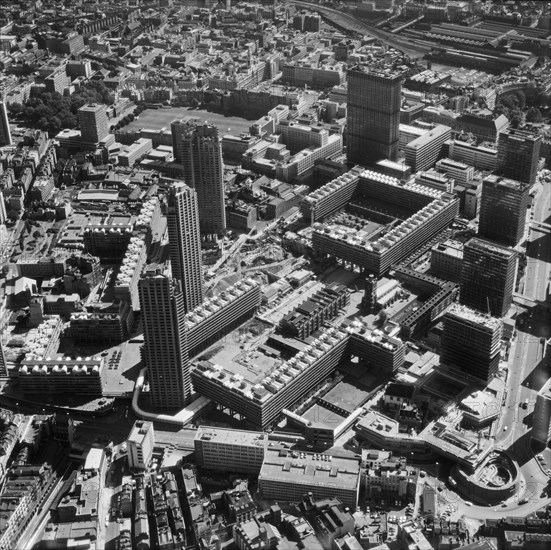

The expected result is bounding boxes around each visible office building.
[391,265,458,338]
[448,139,497,171]
[138,264,191,410]
[118,137,153,167]
[167,183,204,313]
[405,124,451,172]
[0,102,12,146]
[532,378,551,446]
[430,240,463,283]
[347,65,402,165]
[440,304,503,383]
[171,119,226,234]
[478,175,530,247]
[259,448,361,509]
[275,134,343,182]
[127,420,155,471]
[435,158,473,186]
[497,128,541,185]
[399,124,429,151]
[415,170,454,193]
[194,427,268,474]
[77,103,109,149]
[460,238,517,317]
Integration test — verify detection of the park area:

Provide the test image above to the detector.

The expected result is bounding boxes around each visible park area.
[124,106,254,135]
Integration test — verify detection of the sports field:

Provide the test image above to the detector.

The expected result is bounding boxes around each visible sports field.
[124,106,254,134]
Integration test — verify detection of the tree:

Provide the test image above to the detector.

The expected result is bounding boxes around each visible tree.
[526,107,543,123]
[8,103,22,116]
[17,81,114,136]
[377,309,388,326]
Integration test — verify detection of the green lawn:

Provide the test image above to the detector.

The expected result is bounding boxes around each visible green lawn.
[124,106,254,135]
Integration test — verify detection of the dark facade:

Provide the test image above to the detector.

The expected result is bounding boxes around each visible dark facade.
[77,103,109,150]
[279,283,350,340]
[362,274,377,313]
[347,66,402,165]
[0,102,12,147]
[138,265,191,410]
[440,305,503,383]
[171,119,226,235]
[478,175,530,247]
[497,128,541,186]
[167,183,204,313]
[460,238,517,318]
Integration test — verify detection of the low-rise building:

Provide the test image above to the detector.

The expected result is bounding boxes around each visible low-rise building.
[258,448,361,509]
[301,494,355,549]
[118,138,153,167]
[17,357,105,397]
[224,489,256,524]
[405,125,451,172]
[194,427,267,474]
[234,518,282,550]
[279,283,350,340]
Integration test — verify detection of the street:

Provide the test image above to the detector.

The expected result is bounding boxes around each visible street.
[488,178,551,514]
[525,179,551,302]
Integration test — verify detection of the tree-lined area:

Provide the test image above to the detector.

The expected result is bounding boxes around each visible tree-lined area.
[8,81,114,136]
[495,86,550,127]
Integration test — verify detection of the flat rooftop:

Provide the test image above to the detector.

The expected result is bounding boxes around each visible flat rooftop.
[407,125,451,149]
[195,426,267,447]
[194,318,279,385]
[357,409,401,438]
[433,239,463,258]
[466,237,517,258]
[419,371,468,401]
[302,404,346,428]
[259,448,360,490]
[321,381,370,414]
[446,304,502,330]
[348,64,404,80]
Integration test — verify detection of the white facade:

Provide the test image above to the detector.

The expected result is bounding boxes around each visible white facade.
[127,420,155,471]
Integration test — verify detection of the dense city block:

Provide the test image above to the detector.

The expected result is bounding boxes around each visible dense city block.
[0,1,551,549]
